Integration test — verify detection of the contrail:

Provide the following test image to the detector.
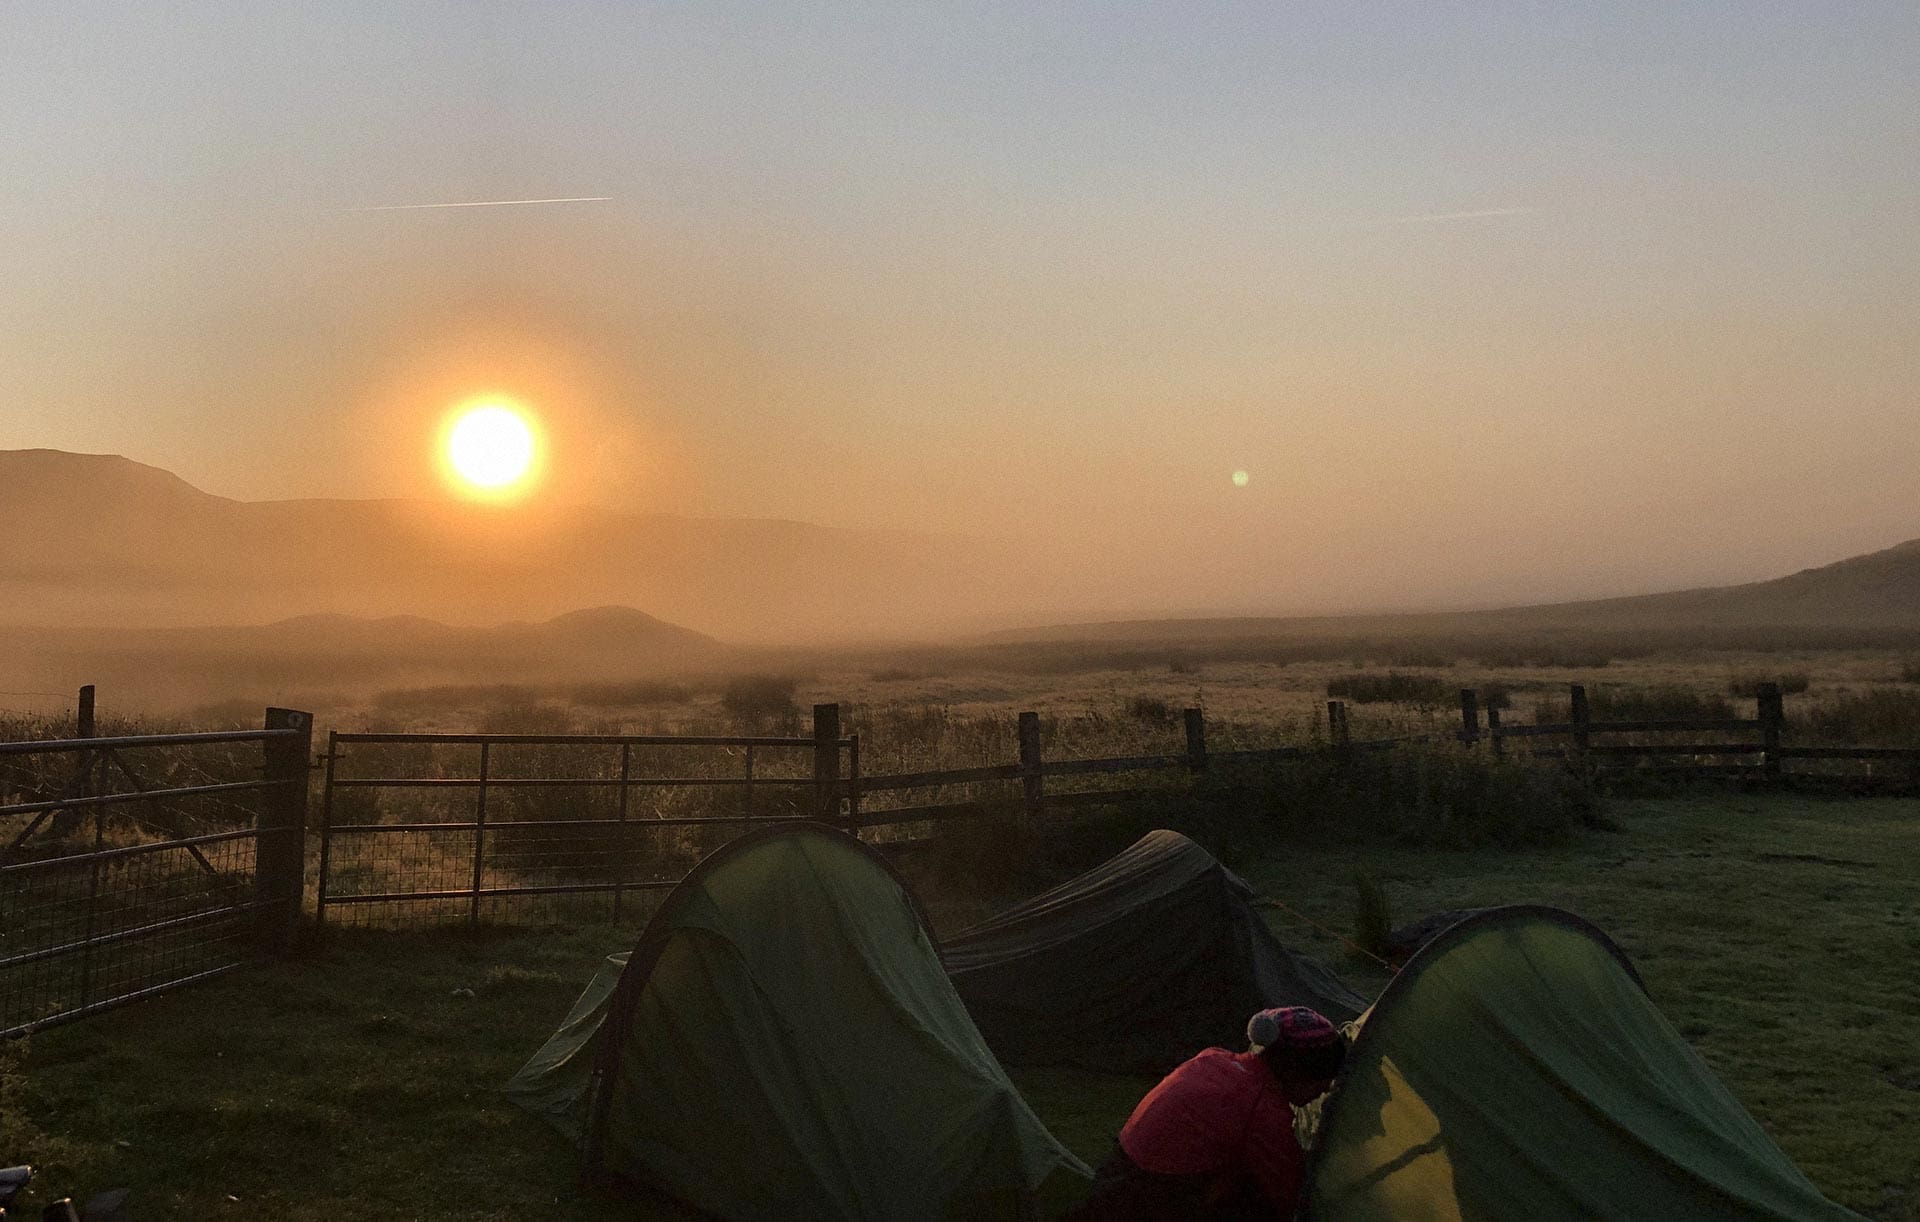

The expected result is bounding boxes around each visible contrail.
[349,196,613,212]
[1373,205,1537,225]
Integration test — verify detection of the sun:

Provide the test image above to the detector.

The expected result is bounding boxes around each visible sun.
[440,399,541,499]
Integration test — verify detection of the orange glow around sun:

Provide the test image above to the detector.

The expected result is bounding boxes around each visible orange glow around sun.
[438,397,544,501]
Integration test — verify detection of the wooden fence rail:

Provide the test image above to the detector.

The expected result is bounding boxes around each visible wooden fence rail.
[847,703,1407,832]
[1467,682,1920,786]
[850,681,1920,831]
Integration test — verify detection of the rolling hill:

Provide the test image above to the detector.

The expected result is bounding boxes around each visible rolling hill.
[976,536,1920,646]
[0,449,1007,642]
[0,605,731,711]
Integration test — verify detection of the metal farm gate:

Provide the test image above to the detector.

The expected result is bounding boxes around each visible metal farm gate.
[0,709,311,1037]
[315,711,856,927]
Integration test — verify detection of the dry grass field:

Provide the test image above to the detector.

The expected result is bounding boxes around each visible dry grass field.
[287,643,1920,771]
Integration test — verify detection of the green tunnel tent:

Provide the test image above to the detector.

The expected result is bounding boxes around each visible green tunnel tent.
[1304,906,1863,1222]
[943,829,1370,1072]
[519,822,1089,1221]
[502,949,627,1136]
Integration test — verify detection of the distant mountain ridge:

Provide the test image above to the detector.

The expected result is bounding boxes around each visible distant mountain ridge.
[1518,538,1920,627]
[9,449,1919,654]
[250,604,720,654]
[0,449,1005,641]
[977,535,1920,644]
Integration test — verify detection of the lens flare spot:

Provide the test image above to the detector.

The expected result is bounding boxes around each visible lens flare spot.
[1231,469,1250,487]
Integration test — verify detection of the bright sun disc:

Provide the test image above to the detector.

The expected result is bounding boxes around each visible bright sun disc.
[444,402,537,493]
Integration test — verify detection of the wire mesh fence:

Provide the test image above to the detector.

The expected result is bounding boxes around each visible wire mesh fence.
[0,716,309,1037]
[0,832,267,1035]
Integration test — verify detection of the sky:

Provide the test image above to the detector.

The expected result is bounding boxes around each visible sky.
[3,2,1916,618]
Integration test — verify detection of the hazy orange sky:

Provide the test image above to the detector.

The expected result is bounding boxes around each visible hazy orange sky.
[3,4,1916,618]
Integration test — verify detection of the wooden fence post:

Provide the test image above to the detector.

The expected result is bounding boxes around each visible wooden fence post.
[1183,708,1208,773]
[812,703,842,822]
[1566,676,1597,783]
[51,684,99,840]
[256,708,312,953]
[1018,712,1044,816]
[846,733,862,829]
[1459,689,1480,746]
[613,742,632,920]
[1327,701,1351,761]
[1757,682,1784,786]
[1487,705,1505,758]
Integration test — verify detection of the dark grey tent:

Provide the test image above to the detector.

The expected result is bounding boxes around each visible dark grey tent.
[942,829,1370,1072]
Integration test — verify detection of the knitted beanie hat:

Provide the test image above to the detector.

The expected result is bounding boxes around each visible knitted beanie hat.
[1247,1006,1339,1052]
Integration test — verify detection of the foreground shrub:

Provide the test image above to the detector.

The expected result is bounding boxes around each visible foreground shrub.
[1795,688,1920,746]
[373,684,538,713]
[1326,672,1453,710]
[1114,743,1598,851]
[1386,648,1454,669]
[1235,743,1600,847]
[1726,673,1810,699]
[565,680,695,708]
[720,674,801,732]
[882,737,1601,902]
[1126,695,1174,724]
[477,702,577,735]
[1530,684,1736,725]
[1472,643,1614,669]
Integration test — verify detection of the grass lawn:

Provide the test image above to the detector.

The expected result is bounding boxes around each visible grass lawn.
[5,794,1916,1220]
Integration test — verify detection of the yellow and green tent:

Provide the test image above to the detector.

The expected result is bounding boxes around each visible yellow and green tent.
[1305,906,1862,1222]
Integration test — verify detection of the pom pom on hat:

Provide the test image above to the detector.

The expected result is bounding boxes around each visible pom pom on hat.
[1247,1006,1337,1051]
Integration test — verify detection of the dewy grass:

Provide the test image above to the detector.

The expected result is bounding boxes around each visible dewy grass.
[8,794,1918,1220]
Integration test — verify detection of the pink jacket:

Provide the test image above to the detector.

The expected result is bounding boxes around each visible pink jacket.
[1118,1047,1304,1213]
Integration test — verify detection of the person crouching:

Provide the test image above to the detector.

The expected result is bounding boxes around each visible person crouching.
[1070,1006,1347,1221]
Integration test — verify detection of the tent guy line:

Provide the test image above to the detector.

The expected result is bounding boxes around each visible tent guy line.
[1256,895,1398,973]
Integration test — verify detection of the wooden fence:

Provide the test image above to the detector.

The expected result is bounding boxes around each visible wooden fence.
[847,681,1920,826]
[308,700,1446,925]
[316,682,1920,928]
[13,679,1920,1021]
[846,703,1432,831]
[1469,682,1920,789]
